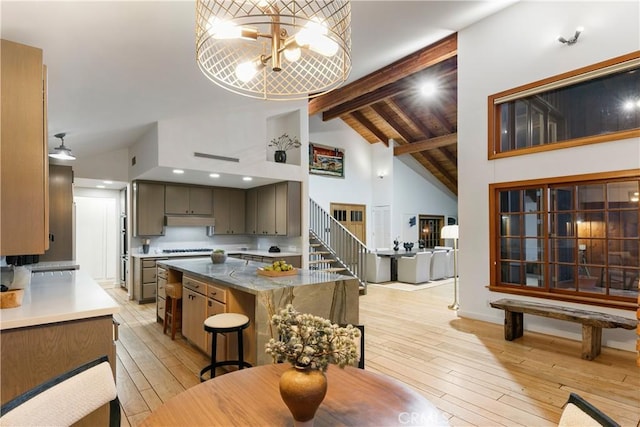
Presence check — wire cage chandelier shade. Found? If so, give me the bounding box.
[195,0,352,100]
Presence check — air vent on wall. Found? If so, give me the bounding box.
[194,152,239,163]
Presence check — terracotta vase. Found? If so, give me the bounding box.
[279,366,327,426]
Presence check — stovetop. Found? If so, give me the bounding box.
[162,248,212,253]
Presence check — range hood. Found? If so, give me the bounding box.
[164,215,215,227]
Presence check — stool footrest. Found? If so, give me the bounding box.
[199,362,252,382]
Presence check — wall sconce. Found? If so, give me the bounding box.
[558,26,584,45]
[630,191,639,202]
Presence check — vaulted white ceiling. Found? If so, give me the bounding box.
[1,1,516,169]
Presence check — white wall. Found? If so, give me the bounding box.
[310,119,458,248]
[72,147,130,183]
[458,1,640,351]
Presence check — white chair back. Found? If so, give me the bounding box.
[366,252,391,283]
[397,251,431,284]
[0,356,120,427]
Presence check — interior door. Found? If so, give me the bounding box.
[330,203,366,243]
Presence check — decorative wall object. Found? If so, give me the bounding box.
[309,143,344,178]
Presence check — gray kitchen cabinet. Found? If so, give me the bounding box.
[256,185,276,235]
[132,257,167,303]
[165,185,212,215]
[253,181,301,236]
[213,188,245,234]
[275,181,301,236]
[134,181,165,236]
[245,188,258,235]
[39,165,73,262]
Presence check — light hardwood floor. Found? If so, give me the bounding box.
[105,282,639,426]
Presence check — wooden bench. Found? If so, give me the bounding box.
[490,299,637,360]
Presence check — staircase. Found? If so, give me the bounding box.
[309,199,368,294]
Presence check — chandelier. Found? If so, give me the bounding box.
[195,0,351,101]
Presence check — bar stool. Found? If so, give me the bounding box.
[163,283,182,340]
[199,313,251,382]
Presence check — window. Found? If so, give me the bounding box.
[489,52,640,159]
[489,172,639,309]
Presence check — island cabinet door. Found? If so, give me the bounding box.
[206,298,226,360]
[182,288,207,352]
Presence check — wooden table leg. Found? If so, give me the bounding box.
[582,325,602,360]
[504,310,523,341]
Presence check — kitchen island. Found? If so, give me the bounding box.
[157,257,359,366]
[0,269,120,426]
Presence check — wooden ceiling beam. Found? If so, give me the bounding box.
[439,146,458,168]
[391,97,433,138]
[350,110,389,146]
[394,133,457,155]
[370,103,413,142]
[322,61,457,122]
[309,33,458,116]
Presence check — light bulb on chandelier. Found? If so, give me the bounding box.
[196,0,351,100]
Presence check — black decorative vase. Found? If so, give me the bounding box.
[275,150,287,163]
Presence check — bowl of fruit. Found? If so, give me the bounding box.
[257,260,297,277]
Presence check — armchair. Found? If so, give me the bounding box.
[430,250,448,280]
[366,252,391,283]
[397,251,431,284]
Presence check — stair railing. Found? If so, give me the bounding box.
[309,198,367,293]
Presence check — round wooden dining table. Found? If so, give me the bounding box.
[140,364,449,426]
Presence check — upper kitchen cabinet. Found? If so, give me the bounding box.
[252,181,301,236]
[165,185,212,215]
[245,188,258,235]
[1,39,49,256]
[275,181,301,236]
[39,165,73,262]
[213,188,245,234]
[133,181,165,236]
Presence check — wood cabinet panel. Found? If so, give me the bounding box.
[0,316,116,425]
[252,181,301,236]
[134,181,165,236]
[165,185,212,215]
[213,188,245,234]
[182,284,208,352]
[245,188,258,235]
[1,39,48,255]
[39,164,73,261]
[256,185,276,235]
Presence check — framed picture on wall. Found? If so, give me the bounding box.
[309,143,344,178]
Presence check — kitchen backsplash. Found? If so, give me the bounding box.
[131,227,301,254]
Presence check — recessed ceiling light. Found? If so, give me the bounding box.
[173,169,184,174]
[209,173,220,178]
[243,177,252,181]
[96,185,106,189]
[103,180,113,184]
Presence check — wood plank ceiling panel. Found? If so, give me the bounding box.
[310,34,459,195]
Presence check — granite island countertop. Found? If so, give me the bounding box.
[131,249,302,259]
[157,257,352,295]
[0,269,120,330]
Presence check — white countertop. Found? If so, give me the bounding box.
[0,269,120,330]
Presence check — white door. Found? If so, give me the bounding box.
[75,196,117,283]
[372,205,391,250]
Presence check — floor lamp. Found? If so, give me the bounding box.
[441,225,459,310]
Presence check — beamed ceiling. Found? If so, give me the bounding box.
[309,33,459,195]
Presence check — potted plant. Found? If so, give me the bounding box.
[269,133,301,163]
[210,249,227,264]
[265,305,360,425]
